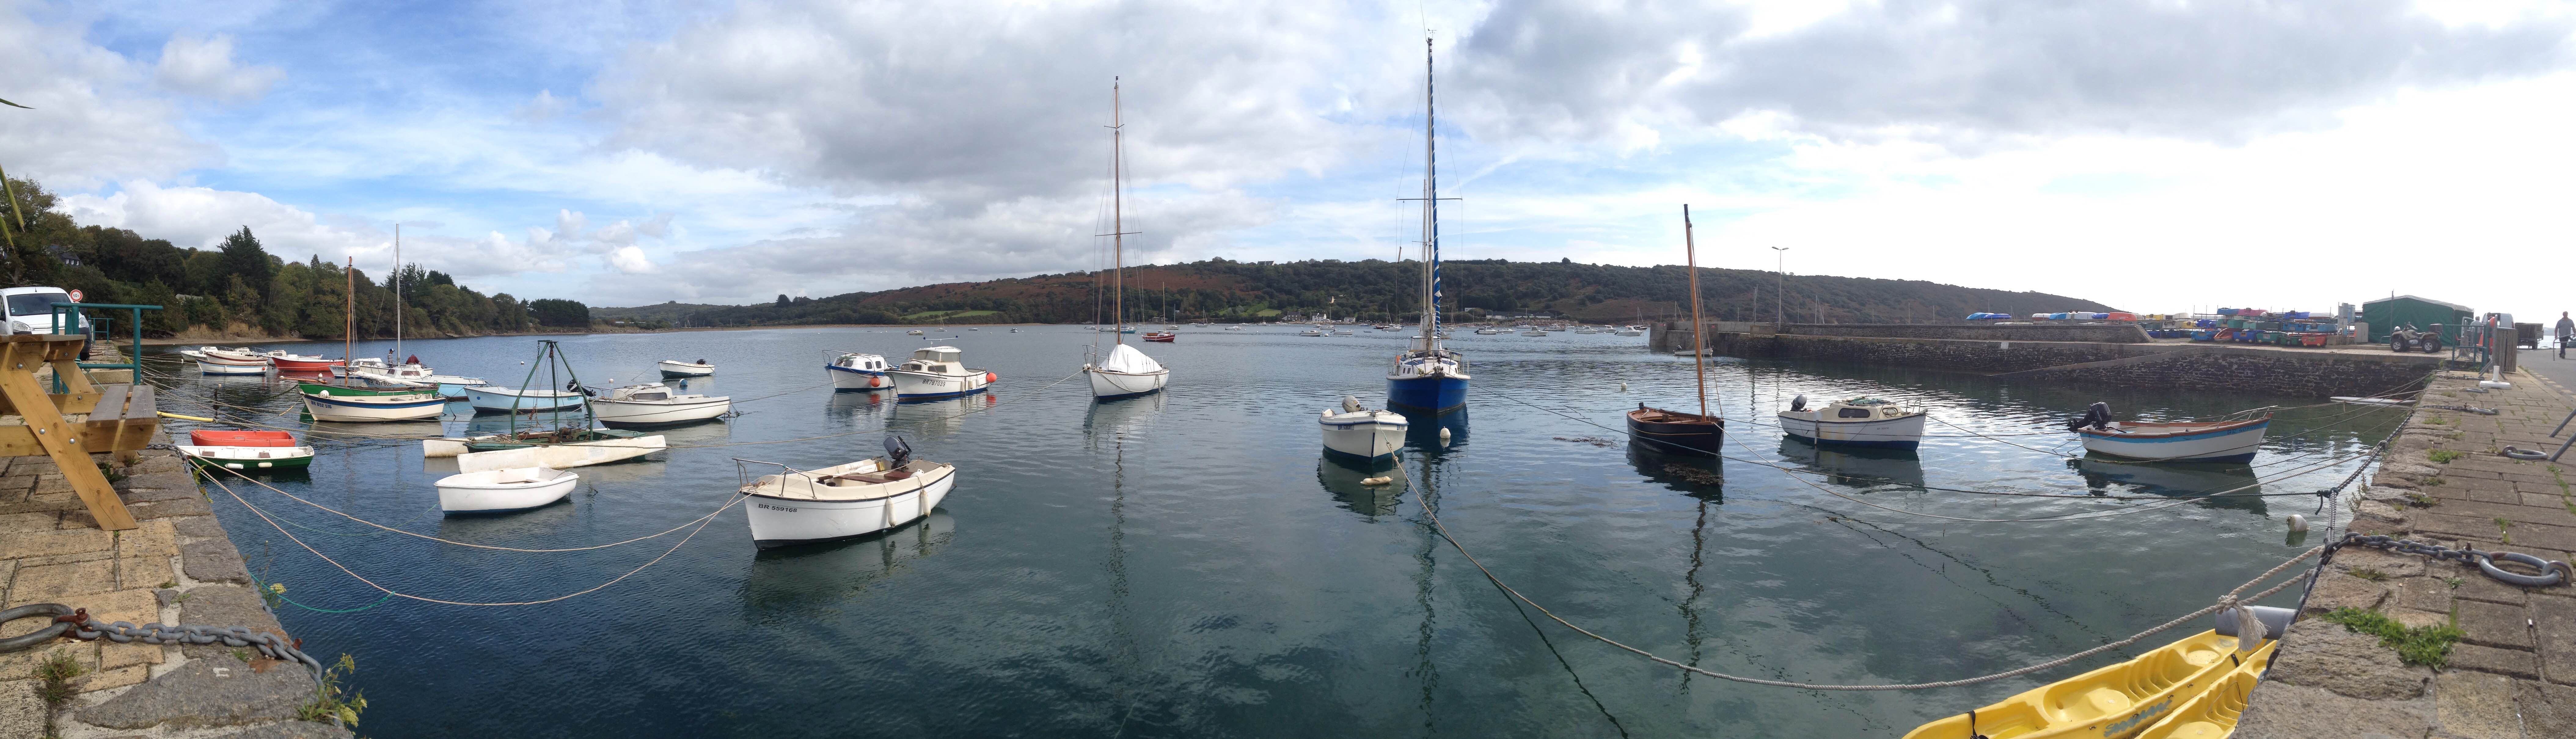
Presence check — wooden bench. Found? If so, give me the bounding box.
[0,334,160,530]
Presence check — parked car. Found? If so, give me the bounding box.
[2,286,93,341]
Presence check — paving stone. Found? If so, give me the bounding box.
[63,497,212,526]
[2454,599,2534,650]
[2517,679,2576,739]
[85,588,160,626]
[119,556,175,592]
[79,665,148,692]
[172,515,224,540]
[0,679,44,739]
[2432,670,2521,739]
[2449,567,2540,605]
[2265,620,2432,700]
[2537,593,2576,686]
[2,559,115,606]
[2335,547,2428,579]
[2446,642,2539,680]
[0,512,54,533]
[2302,570,2394,614]
[2393,576,2455,613]
[177,585,285,637]
[0,529,115,560]
[74,658,309,730]
[180,540,250,584]
[2232,681,2436,738]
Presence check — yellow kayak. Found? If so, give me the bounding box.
[1901,630,2255,739]
[2135,641,2275,739]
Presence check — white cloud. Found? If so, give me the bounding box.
[154,34,284,103]
[53,180,581,281]
[0,12,211,189]
[607,245,657,274]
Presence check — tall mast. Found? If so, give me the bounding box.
[393,224,402,361]
[1684,206,1708,418]
[343,256,354,367]
[1416,36,1440,352]
[1112,78,1124,346]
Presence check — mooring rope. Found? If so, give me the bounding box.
[203,462,742,552]
[1385,456,2322,690]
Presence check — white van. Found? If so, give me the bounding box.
[2,286,93,337]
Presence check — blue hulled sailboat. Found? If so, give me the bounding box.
[1386,37,1468,414]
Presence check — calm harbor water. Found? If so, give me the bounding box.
[142,327,2402,737]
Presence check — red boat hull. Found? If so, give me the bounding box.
[1143,333,1175,342]
[270,357,343,373]
[189,430,298,447]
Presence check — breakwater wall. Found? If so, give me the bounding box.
[1659,329,2442,398]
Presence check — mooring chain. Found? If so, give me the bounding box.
[2336,532,2571,588]
[0,604,322,673]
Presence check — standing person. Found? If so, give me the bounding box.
[2557,311,2573,359]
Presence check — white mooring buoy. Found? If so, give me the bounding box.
[2286,514,2309,533]
[1439,427,1452,446]
[1619,381,1627,392]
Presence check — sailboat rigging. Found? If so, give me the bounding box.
[1385,37,1469,414]
[1626,205,1722,453]
[1083,77,1171,399]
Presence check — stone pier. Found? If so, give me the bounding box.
[1,449,349,739]
[2234,367,2576,737]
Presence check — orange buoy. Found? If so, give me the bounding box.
[869,376,882,388]
[985,372,997,383]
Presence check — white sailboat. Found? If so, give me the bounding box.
[1080,77,1170,401]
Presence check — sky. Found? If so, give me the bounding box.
[4,0,2574,320]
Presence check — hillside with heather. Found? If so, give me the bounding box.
[610,258,2115,326]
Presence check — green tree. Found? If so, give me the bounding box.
[529,298,588,327]
[215,227,273,296]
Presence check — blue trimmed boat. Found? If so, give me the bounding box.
[2074,407,2270,463]
[1385,37,1469,414]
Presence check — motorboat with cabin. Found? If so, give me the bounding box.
[1777,396,1927,450]
[1319,396,1409,460]
[657,359,715,377]
[826,352,892,391]
[737,437,956,548]
[2069,402,2270,463]
[889,346,993,400]
[588,382,731,427]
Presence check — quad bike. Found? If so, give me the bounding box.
[2390,324,2444,353]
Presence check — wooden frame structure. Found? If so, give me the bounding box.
[0,334,157,530]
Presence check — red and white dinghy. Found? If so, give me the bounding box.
[2072,404,2271,463]
[262,351,344,373]
[189,430,297,447]
[177,430,315,471]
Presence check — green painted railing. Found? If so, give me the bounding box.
[50,302,162,392]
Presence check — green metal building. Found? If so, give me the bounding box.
[2360,295,2472,343]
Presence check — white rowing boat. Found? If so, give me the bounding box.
[436,467,579,514]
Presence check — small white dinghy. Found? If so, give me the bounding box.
[2070,402,2271,463]
[1777,396,1928,450]
[739,437,956,549]
[196,347,270,375]
[658,359,715,377]
[463,385,587,413]
[589,382,730,427]
[435,466,579,514]
[1319,396,1408,461]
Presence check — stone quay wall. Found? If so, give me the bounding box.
[1657,330,2442,399]
[2,449,350,739]
[2232,367,2576,737]
[1654,321,2149,350]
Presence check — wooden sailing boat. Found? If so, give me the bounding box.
[1082,78,1172,398]
[298,256,446,422]
[1627,206,1722,453]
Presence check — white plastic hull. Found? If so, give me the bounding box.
[456,436,668,472]
[302,392,445,422]
[463,386,587,413]
[2080,420,2269,463]
[590,398,730,426]
[1086,368,1167,399]
[658,361,715,377]
[175,445,315,470]
[436,471,580,514]
[890,369,990,399]
[198,359,268,375]
[746,473,955,548]
[1776,412,1928,449]
[1319,413,1407,460]
[827,365,888,391]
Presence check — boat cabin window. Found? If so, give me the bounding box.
[633,391,669,400]
[913,347,962,363]
[1837,407,1873,418]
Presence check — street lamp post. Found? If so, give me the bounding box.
[1769,246,1790,326]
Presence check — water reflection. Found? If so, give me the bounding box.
[822,391,886,425]
[1316,453,1406,517]
[1626,442,1723,501]
[2074,458,2269,516]
[1081,391,1162,441]
[1399,407,1468,455]
[1778,436,1924,492]
[742,511,956,616]
[890,393,1001,439]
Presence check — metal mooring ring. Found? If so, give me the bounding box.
[2479,551,2571,588]
[0,603,76,653]
[2502,446,2550,461]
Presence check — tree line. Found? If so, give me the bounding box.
[2,177,589,338]
[629,257,2112,327]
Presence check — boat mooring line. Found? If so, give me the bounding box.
[203,462,745,553]
[661,367,1087,450]
[1387,456,2326,690]
[205,473,727,607]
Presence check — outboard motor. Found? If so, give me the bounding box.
[2068,402,2112,431]
[883,436,913,469]
[1341,395,1364,414]
[1789,395,1808,413]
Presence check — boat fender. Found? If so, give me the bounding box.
[2286,514,2307,532]
[1341,395,1363,414]
[1438,428,1452,446]
[1360,476,1392,486]
[1789,395,1806,413]
[2211,605,2292,642]
[870,376,882,388]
